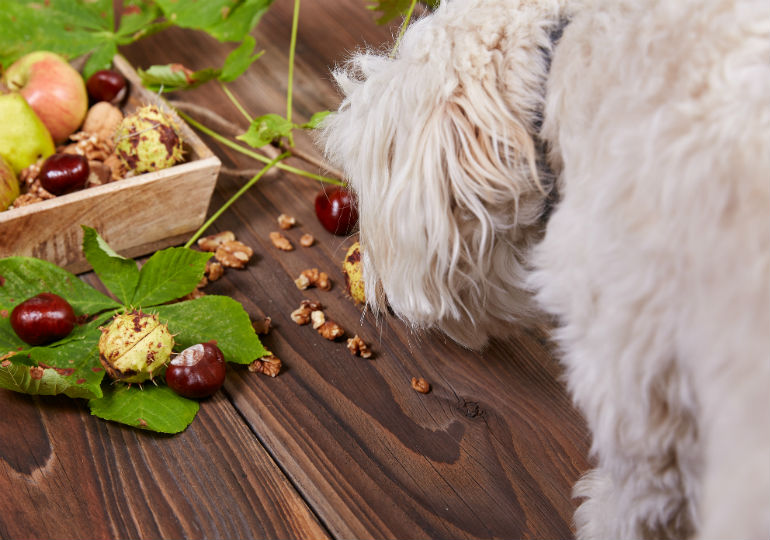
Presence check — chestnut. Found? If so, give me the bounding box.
[314,186,358,236]
[165,342,226,399]
[38,153,90,195]
[10,292,76,346]
[86,69,127,104]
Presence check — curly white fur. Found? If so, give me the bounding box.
[319,0,770,538]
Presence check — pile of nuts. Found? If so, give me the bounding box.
[290,298,372,358]
[192,230,283,377]
[11,102,125,208]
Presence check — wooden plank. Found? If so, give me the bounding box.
[117,1,592,538]
[0,387,330,540]
[186,166,590,539]
[0,1,592,539]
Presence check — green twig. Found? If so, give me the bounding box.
[184,152,290,248]
[176,109,344,186]
[390,0,418,59]
[286,0,301,147]
[220,82,253,124]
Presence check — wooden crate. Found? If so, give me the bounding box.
[0,55,221,274]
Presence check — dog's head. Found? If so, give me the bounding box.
[320,0,564,348]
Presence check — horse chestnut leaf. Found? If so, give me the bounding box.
[165,342,226,399]
[10,292,76,346]
[39,153,89,195]
[86,69,127,104]
[314,186,358,236]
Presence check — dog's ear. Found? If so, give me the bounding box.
[320,3,559,347]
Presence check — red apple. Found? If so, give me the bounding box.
[3,51,88,144]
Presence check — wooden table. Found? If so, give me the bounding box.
[0,2,591,538]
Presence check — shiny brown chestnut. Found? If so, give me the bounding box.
[10,292,76,346]
[86,69,127,104]
[165,342,226,399]
[314,186,358,236]
[38,153,90,195]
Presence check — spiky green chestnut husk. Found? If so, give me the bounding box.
[99,310,174,383]
[114,104,184,174]
[342,241,365,304]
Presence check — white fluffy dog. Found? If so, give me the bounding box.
[320,0,769,538]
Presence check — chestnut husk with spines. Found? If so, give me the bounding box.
[98,310,174,383]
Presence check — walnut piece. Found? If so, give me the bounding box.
[294,272,311,291]
[277,213,296,230]
[87,160,112,186]
[205,260,224,282]
[299,233,315,247]
[252,317,272,335]
[411,377,431,394]
[18,161,41,186]
[249,354,282,377]
[317,320,345,341]
[103,153,127,181]
[294,268,332,291]
[310,310,326,330]
[347,335,372,358]
[290,300,322,325]
[198,231,236,252]
[269,231,294,251]
[215,240,254,269]
[65,131,113,161]
[186,288,207,300]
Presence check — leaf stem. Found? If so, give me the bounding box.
[220,82,253,124]
[390,0,418,59]
[184,152,290,248]
[286,0,301,147]
[175,109,344,185]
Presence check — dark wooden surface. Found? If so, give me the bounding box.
[0,2,591,539]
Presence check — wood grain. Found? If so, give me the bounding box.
[0,1,591,539]
[0,389,328,539]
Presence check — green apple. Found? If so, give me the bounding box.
[0,92,56,175]
[0,153,20,211]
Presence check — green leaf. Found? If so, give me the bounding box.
[153,295,268,364]
[81,43,119,81]
[219,35,264,82]
[0,316,110,399]
[154,0,274,43]
[138,64,222,93]
[89,384,199,433]
[366,0,439,24]
[0,257,121,317]
[0,359,102,400]
[0,0,127,68]
[130,247,211,307]
[116,0,164,37]
[82,226,139,305]
[237,113,295,148]
[300,110,331,130]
